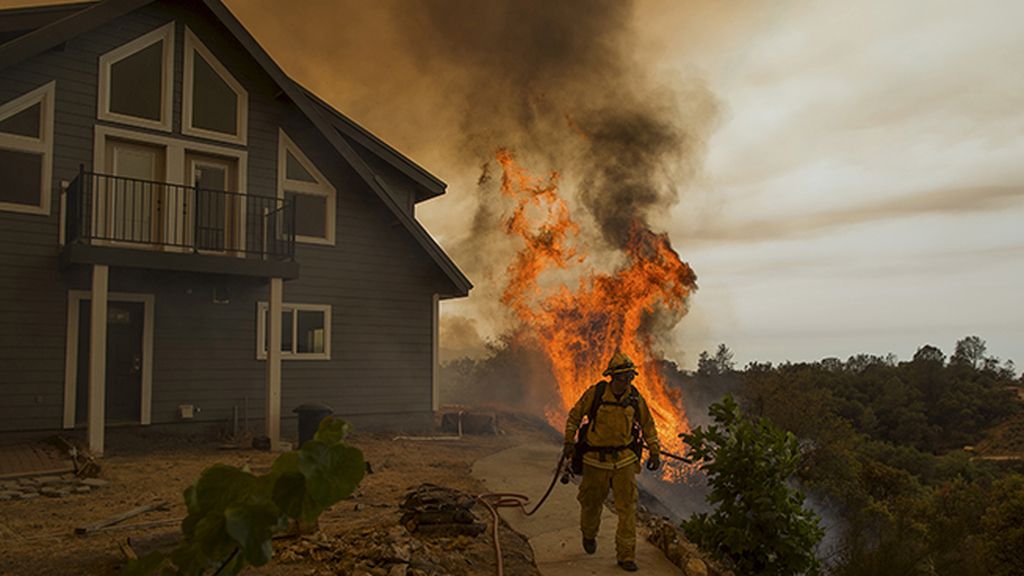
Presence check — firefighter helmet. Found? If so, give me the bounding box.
[602,350,638,376]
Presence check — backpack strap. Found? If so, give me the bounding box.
[589,382,644,432]
[586,380,608,432]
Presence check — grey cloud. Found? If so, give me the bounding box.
[690,185,1024,244]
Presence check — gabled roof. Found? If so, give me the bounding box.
[297,83,446,203]
[0,1,97,44]
[0,0,471,298]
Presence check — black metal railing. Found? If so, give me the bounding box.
[65,166,295,261]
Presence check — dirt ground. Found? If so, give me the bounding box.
[0,413,558,576]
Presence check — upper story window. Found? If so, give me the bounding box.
[183,28,248,145]
[98,22,174,132]
[279,130,336,245]
[0,81,54,215]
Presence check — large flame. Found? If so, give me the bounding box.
[495,149,696,473]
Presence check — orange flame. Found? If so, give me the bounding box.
[495,149,697,474]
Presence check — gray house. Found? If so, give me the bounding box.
[0,0,471,454]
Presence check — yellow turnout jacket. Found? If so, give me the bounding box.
[564,382,660,470]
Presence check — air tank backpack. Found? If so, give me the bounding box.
[571,381,642,475]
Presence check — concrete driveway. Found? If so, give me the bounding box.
[473,443,682,575]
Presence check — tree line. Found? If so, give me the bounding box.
[674,336,1024,575]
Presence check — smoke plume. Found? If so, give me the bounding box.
[230,0,719,410]
[375,0,715,246]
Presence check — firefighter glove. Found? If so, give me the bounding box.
[562,442,575,460]
[646,452,661,471]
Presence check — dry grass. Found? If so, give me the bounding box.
[0,414,554,576]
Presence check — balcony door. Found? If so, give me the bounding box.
[104,139,165,245]
[186,153,240,253]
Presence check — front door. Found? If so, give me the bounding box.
[75,301,145,425]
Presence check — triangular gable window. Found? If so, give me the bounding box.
[285,150,316,182]
[98,23,174,131]
[0,102,41,138]
[184,28,248,145]
[0,81,54,215]
[279,130,335,245]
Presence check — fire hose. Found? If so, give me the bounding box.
[475,446,691,576]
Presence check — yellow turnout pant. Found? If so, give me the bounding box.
[577,461,639,562]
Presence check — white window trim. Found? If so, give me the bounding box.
[87,125,248,250]
[256,301,332,361]
[182,27,248,146]
[278,129,336,245]
[97,22,174,132]
[63,290,155,428]
[0,81,54,215]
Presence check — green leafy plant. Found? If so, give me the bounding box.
[126,417,365,576]
[682,395,823,576]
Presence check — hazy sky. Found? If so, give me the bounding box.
[7,0,1022,369]
[635,1,1024,368]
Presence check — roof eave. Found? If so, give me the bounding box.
[296,85,447,202]
[0,0,151,71]
[202,0,471,297]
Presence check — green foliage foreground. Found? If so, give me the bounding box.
[126,418,365,576]
[682,395,824,576]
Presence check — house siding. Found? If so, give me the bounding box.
[0,0,456,436]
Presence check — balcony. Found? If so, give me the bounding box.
[61,167,299,279]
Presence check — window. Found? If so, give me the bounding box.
[256,302,331,360]
[0,81,54,215]
[278,130,336,245]
[98,22,174,131]
[183,28,248,145]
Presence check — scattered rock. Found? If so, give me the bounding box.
[685,557,709,576]
[646,516,732,576]
[79,478,110,488]
[36,476,64,485]
[74,486,92,494]
[39,487,63,498]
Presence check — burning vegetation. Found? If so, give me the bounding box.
[376,0,723,477]
[493,149,698,470]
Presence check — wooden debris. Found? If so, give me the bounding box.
[74,502,168,535]
[399,484,486,537]
[118,538,138,561]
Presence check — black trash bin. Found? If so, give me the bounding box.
[293,403,333,448]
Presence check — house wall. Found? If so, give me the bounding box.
[0,0,454,435]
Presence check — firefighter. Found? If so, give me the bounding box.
[563,350,661,572]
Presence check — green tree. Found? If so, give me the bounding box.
[951,336,986,369]
[912,345,945,366]
[697,350,717,377]
[981,476,1024,576]
[682,395,823,575]
[714,343,736,374]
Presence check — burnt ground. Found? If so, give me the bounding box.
[0,413,556,576]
